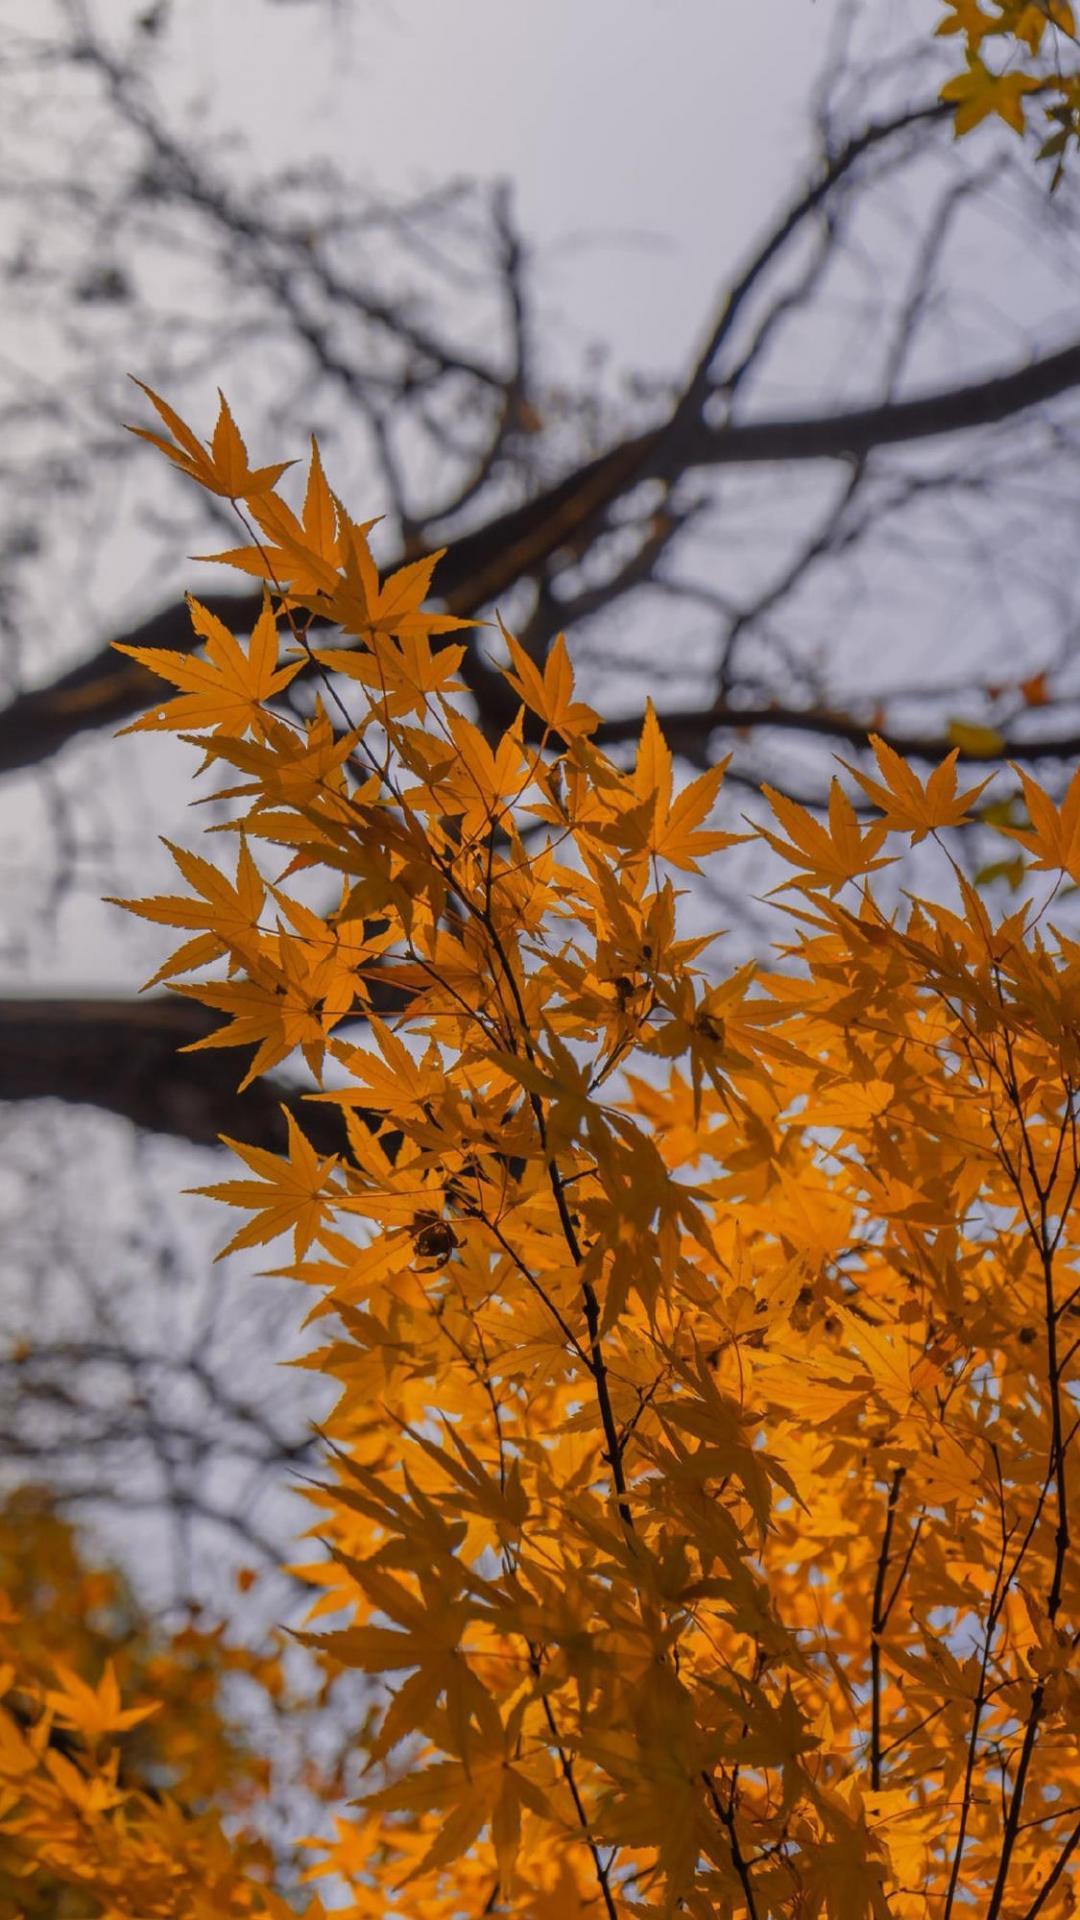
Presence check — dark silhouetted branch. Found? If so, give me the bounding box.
[0,994,344,1154]
[4,330,1080,777]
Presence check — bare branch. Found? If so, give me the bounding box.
[4,329,1080,776]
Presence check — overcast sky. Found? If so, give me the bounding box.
[166,0,845,376]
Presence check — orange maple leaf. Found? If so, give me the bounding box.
[500,625,599,740]
[114,592,302,738]
[756,778,893,894]
[127,381,294,497]
[839,735,991,843]
[998,763,1080,881]
[194,1108,340,1259]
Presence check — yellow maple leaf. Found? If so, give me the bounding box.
[617,700,744,871]
[360,1690,554,1892]
[500,624,599,740]
[936,0,996,43]
[946,715,1006,756]
[1005,0,1076,51]
[291,510,475,649]
[110,837,266,986]
[199,436,357,597]
[314,628,467,720]
[941,54,1041,135]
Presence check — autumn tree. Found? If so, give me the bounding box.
[33,377,1080,1916]
[9,8,1080,1906]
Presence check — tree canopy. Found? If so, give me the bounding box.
[15,374,1078,1915]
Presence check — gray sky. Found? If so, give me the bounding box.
[163,0,840,376]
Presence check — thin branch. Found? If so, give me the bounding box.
[869,1468,903,1791]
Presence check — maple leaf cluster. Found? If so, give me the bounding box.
[14,379,1080,1916]
[938,1,1080,180]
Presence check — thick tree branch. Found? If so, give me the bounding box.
[0,995,344,1155]
[3,335,1080,777]
[592,701,1080,765]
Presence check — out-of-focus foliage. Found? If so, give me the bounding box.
[0,1487,312,1917]
[940,0,1080,180]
